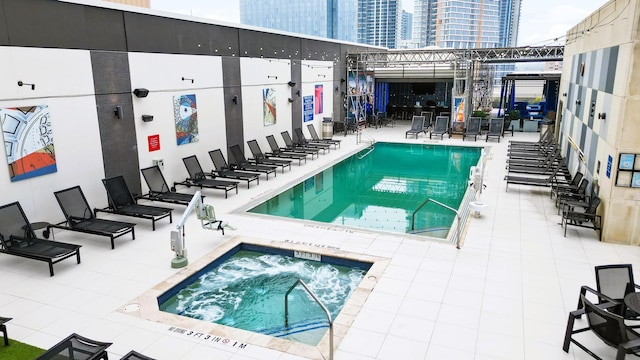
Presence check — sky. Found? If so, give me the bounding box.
[150,0,609,47]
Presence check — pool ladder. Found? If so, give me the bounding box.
[410,198,463,249]
[285,279,333,360]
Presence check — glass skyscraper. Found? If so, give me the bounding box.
[357,0,402,48]
[240,0,357,43]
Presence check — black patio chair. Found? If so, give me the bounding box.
[293,127,332,152]
[0,201,81,276]
[47,185,136,249]
[246,139,292,172]
[430,116,449,139]
[420,111,434,131]
[306,123,341,148]
[485,118,504,142]
[405,115,426,138]
[228,144,277,180]
[140,165,204,205]
[561,195,602,240]
[120,350,156,360]
[575,264,640,320]
[563,294,640,360]
[208,149,260,188]
[35,333,112,360]
[174,155,239,198]
[555,179,589,211]
[551,171,584,199]
[502,117,514,136]
[98,176,173,230]
[281,131,322,156]
[462,116,481,141]
[1,317,12,346]
[265,135,309,163]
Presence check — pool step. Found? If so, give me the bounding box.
[262,319,328,338]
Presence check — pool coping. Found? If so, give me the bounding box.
[118,235,389,360]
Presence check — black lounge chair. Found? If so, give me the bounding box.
[228,144,277,180]
[462,117,482,141]
[175,155,238,198]
[265,135,309,163]
[430,116,449,139]
[246,139,292,172]
[0,201,81,276]
[0,317,10,345]
[405,115,426,138]
[504,166,562,192]
[208,149,260,188]
[561,195,602,240]
[293,127,332,152]
[555,179,589,211]
[35,333,111,360]
[307,123,341,148]
[120,350,156,360]
[485,118,504,142]
[551,171,584,199]
[140,165,204,206]
[98,176,173,230]
[47,186,136,249]
[420,111,434,131]
[281,131,322,157]
[502,117,514,136]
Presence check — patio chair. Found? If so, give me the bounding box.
[140,165,204,205]
[462,116,482,141]
[120,350,156,360]
[307,123,341,148]
[246,139,292,172]
[575,264,640,320]
[420,111,434,131]
[0,201,81,276]
[208,149,260,188]
[174,155,239,198]
[551,171,584,199]
[35,333,111,360]
[98,176,173,230]
[1,317,11,346]
[405,115,426,138]
[485,118,504,142]
[293,127,332,152]
[555,179,589,210]
[502,117,514,136]
[265,135,309,163]
[561,195,602,240]
[281,131,322,156]
[563,294,640,360]
[228,144,277,180]
[344,115,358,135]
[430,116,449,139]
[504,166,564,192]
[47,185,136,249]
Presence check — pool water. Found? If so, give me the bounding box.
[158,246,369,345]
[248,142,481,236]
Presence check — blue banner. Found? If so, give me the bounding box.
[303,95,314,122]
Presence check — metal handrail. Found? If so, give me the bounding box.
[410,198,463,249]
[285,279,333,360]
[356,128,375,145]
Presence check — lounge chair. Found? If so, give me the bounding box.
[462,116,482,141]
[405,115,426,138]
[228,144,277,180]
[0,317,10,345]
[208,149,260,188]
[420,111,434,131]
[0,201,81,276]
[98,176,173,230]
[555,179,589,211]
[265,135,309,163]
[35,333,111,360]
[502,117,514,137]
[485,118,504,142]
[174,155,239,198]
[281,131,322,156]
[551,171,584,199]
[306,123,341,148]
[293,127,333,152]
[246,139,292,172]
[430,116,450,139]
[46,185,136,249]
[140,165,204,206]
[561,195,602,240]
[504,166,564,192]
[120,350,156,360]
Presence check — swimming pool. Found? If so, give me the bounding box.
[248,142,481,237]
[157,242,370,346]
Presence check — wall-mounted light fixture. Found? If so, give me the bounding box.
[181,77,194,83]
[114,106,123,119]
[141,115,154,122]
[133,88,149,98]
[288,98,294,103]
[288,81,296,87]
[562,92,567,97]
[575,100,581,105]
[340,78,346,83]
[232,95,238,104]
[267,75,278,79]
[17,80,35,90]
[598,112,606,120]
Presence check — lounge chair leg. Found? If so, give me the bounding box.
[49,261,54,277]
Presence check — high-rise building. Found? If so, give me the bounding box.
[240,0,357,43]
[357,0,401,48]
[401,10,413,41]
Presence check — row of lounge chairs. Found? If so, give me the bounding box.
[503,130,602,239]
[405,115,510,142]
[32,332,154,359]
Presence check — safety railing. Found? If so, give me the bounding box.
[410,198,463,249]
[285,279,333,360]
[356,128,375,146]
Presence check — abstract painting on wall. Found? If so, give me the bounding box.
[173,94,199,145]
[0,105,57,182]
[263,88,276,126]
[314,85,324,114]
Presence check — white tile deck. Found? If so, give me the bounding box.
[2,120,638,359]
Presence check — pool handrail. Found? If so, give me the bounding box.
[411,198,463,249]
[284,278,334,360]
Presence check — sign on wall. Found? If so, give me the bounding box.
[173,94,199,145]
[0,105,57,182]
[148,134,160,152]
[303,95,314,122]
